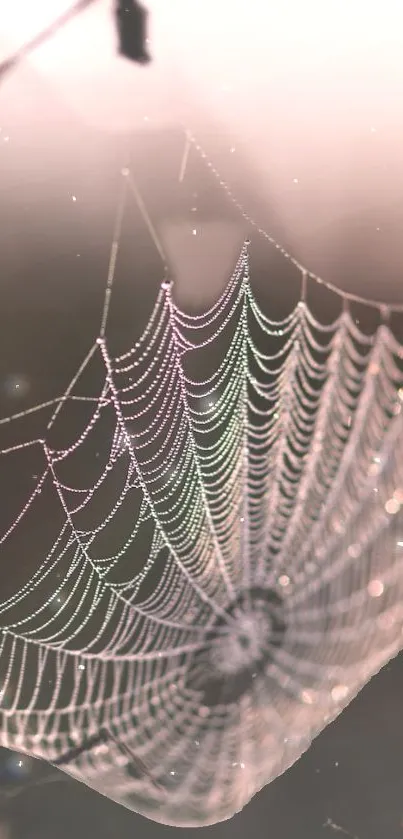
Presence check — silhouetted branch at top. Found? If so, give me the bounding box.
[116,1,151,64]
[0,0,151,83]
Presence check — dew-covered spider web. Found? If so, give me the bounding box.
[1,142,403,828]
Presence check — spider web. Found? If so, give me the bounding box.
[1,153,403,829]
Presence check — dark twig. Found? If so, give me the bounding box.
[0,0,151,83]
[0,0,98,82]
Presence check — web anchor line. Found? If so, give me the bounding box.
[100,165,168,339]
[184,128,403,314]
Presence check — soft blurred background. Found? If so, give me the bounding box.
[0,1,403,836]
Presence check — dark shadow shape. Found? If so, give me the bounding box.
[115,1,151,64]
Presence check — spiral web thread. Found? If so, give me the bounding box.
[0,159,403,828]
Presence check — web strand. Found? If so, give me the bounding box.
[0,147,402,828]
[184,129,403,314]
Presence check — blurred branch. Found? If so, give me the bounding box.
[0,0,97,81]
[0,0,151,83]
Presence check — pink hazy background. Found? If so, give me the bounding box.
[1,0,403,310]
